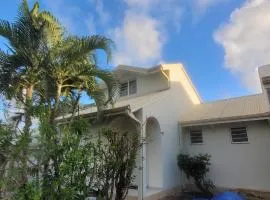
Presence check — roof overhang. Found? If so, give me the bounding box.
[179,112,270,127]
[57,105,142,125]
[57,105,130,122]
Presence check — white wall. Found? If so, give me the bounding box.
[137,72,169,95]
[117,71,169,101]
[182,120,270,191]
[141,64,201,190]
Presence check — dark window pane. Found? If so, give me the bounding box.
[120,82,128,97]
[231,127,248,143]
[190,129,203,144]
[129,80,137,95]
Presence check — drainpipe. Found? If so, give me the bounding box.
[178,122,185,190]
[160,67,170,89]
[127,112,144,200]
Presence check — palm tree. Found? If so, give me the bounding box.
[0,0,62,194]
[40,35,116,124]
[0,0,62,131]
[0,1,117,198]
[37,34,116,199]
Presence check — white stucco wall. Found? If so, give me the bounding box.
[117,71,169,102]
[140,64,201,190]
[182,120,270,191]
[137,72,169,95]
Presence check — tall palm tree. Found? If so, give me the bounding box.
[0,1,117,198]
[0,0,62,194]
[0,0,62,131]
[40,35,116,124]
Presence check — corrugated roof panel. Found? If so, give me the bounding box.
[180,94,270,125]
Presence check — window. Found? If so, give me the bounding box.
[120,80,137,97]
[129,80,137,95]
[120,82,128,97]
[190,129,203,144]
[267,89,270,104]
[230,127,248,143]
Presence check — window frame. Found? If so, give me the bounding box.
[230,126,249,144]
[120,82,128,97]
[189,128,203,145]
[119,79,137,97]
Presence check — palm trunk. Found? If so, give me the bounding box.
[69,92,81,124]
[52,83,62,197]
[42,83,62,199]
[50,83,62,125]
[22,85,33,198]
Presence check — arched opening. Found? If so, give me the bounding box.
[146,117,162,188]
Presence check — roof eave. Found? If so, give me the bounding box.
[179,112,270,127]
[57,105,131,123]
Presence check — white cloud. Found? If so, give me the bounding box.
[84,15,96,35]
[194,0,228,13]
[89,0,110,26]
[112,11,164,66]
[191,0,231,21]
[111,0,183,66]
[214,0,270,92]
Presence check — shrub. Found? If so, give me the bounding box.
[95,129,141,200]
[177,153,215,195]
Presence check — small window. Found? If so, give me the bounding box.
[190,129,203,144]
[120,82,128,97]
[231,127,248,143]
[267,89,270,104]
[120,80,137,97]
[129,80,137,95]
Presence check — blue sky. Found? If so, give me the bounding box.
[1,0,270,102]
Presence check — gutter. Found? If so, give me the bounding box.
[57,105,131,123]
[180,112,270,127]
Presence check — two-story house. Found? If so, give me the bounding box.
[70,63,270,200]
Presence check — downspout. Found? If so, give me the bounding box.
[148,65,170,89]
[160,66,170,89]
[178,122,185,191]
[126,111,144,200]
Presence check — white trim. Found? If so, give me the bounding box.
[180,116,270,127]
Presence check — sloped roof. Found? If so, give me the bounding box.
[115,65,161,74]
[58,90,168,120]
[180,94,270,126]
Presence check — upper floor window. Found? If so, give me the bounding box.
[120,80,137,97]
[190,129,203,144]
[230,127,248,143]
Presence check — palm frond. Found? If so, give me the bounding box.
[0,20,14,42]
[38,11,63,45]
[89,68,118,105]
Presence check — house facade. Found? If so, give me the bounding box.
[76,63,270,199]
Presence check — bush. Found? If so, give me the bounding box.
[95,129,141,200]
[177,153,215,195]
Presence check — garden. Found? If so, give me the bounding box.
[0,1,140,199]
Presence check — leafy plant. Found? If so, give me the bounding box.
[177,153,215,195]
[94,129,141,200]
[0,1,143,200]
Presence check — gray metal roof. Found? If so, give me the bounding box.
[57,90,168,121]
[180,94,270,126]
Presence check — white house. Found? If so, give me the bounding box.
[74,63,270,199]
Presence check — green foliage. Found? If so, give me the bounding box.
[94,129,140,200]
[0,1,142,200]
[13,182,41,200]
[177,153,215,195]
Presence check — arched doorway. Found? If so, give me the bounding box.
[146,117,162,188]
